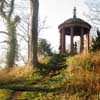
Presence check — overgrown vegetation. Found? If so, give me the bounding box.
[0,0,20,67]
[0,0,99,100]
[6,17,19,67]
[0,52,99,100]
[38,38,53,56]
[91,29,100,51]
[0,89,13,100]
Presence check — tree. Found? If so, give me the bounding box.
[38,39,53,56]
[91,29,100,51]
[0,0,20,67]
[28,0,39,67]
[85,0,100,26]
[17,15,49,65]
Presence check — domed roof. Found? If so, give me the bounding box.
[58,7,91,30]
[58,17,91,30]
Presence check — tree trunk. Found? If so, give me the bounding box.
[6,19,18,67]
[28,0,39,67]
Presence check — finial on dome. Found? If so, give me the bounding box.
[73,7,76,18]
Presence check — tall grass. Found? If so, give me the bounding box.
[0,52,99,100]
[0,66,34,83]
[67,51,100,70]
[66,51,100,95]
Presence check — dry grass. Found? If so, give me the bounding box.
[0,66,34,83]
[67,51,100,71]
[0,52,99,99]
[66,51,100,94]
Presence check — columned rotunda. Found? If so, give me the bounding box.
[58,7,91,55]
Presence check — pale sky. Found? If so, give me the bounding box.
[39,0,90,52]
[0,0,92,66]
[0,0,90,53]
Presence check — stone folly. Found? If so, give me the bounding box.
[58,7,91,55]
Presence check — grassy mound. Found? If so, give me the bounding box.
[0,66,34,84]
[0,52,99,100]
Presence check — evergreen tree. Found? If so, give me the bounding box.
[91,29,100,51]
[38,39,53,56]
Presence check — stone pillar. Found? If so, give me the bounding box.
[80,28,84,53]
[86,32,90,53]
[59,31,62,54]
[70,27,74,53]
[59,29,65,55]
[62,29,66,54]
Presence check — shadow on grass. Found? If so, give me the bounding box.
[38,54,67,73]
[0,54,68,94]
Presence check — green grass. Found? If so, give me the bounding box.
[0,89,13,100]
[0,53,100,100]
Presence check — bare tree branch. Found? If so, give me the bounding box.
[8,0,14,18]
[38,17,50,33]
[85,0,100,26]
[0,40,9,44]
[18,52,27,64]
[0,0,6,17]
[0,31,8,35]
[17,33,28,42]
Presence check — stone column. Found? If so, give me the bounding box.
[59,29,65,55]
[86,32,90,53]
[70,27,74,54]
[62,29,66,54]
[59,31,62,54]
[80,28,84,53]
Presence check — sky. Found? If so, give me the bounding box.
[0,0,90,53]
[0,0,92,66]
[39,0,90,52]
